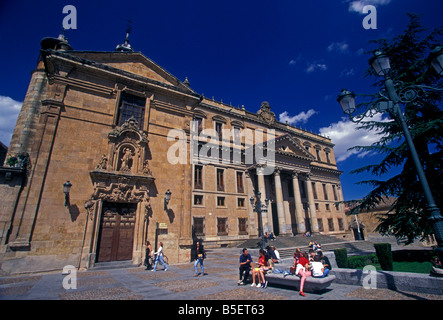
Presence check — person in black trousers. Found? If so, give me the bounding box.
[143,241,153,270]
[238,248,253,285]
[191,239,206,276]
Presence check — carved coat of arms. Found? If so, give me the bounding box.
[257,101,276,125]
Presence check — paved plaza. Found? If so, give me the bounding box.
[0,246,441,301]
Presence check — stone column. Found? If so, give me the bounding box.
[274,169,287,235]
[256,166,272,234]
[337,184,349,230]
[292,172,306,234]
[305,174,319,233]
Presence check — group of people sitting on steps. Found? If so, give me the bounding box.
[238,246,331,297]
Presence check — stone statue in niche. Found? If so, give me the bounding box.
[120,147,134,172]
[142,159,152,176]
[96,154,108,170]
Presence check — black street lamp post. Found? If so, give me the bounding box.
[337,48,443,263]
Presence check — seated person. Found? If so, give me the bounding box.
[265,246,279,269]
[317,250,331,272]
[269,232,276,241]
[308,249,316,261]
[295,251,311,297]
[251,249,269,288]
[238,248,253,285]
[311,254,330,278]
[272,246,280,261]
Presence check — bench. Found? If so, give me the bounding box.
[248,271,336,292]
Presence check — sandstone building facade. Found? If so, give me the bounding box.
[0,34,348,274]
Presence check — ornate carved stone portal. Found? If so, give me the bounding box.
[89,116,154,213]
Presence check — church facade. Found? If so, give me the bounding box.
[0,34,348,274]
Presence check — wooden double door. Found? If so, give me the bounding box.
[96,202,137,262]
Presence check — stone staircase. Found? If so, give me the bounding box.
[237,234,377,259]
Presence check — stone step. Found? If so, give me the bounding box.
[277,241,374,259]
[92,260,137,270]
[237,233,349,250]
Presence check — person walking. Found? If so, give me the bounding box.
[191,239,206,276]
[152,242,168,272]
[143,240,153,270]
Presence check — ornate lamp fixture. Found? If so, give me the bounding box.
[164,189,172,210]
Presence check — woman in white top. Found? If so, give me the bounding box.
[152,242,168,271]
[311,254,329,278]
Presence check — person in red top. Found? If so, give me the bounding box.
[295,252,311,297]
[251,249,268,288]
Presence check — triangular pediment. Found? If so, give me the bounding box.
[63,51,196,95]
[268,134,315,161]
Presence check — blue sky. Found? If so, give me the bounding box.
[0,0,441,200]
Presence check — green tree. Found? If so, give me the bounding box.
[349,14,442,245]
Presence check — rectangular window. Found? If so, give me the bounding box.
[118,93,146,129]
[332,185,338,201]
[317,218,324,232]
[322,184,329,200]
[328,218,334,231]
[217,217,228,235]
[312,182,318,199]
[233,127,241,144]
[194,165,203,189]
[338,218,344,231]
[237,198,245,208]
[195,117,203,134]
[236,171,244,193]
[193,195,203,205]
[326,203,330,211]
[215,122,223,140]
[238,218,248,235]
[326,152,331,163]
[316,149,321,162]
[193,217,205,236]
[217,169,224,191]
[217,196,225,207]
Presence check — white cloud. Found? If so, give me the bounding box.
[0,95,22,146]
[289,54,302,66]
[348,0,392,13]
[279,109,317,126]
[327,41,349,53]
[305,62,328,74]
[340,68,355,77]
[318,113,388,162]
